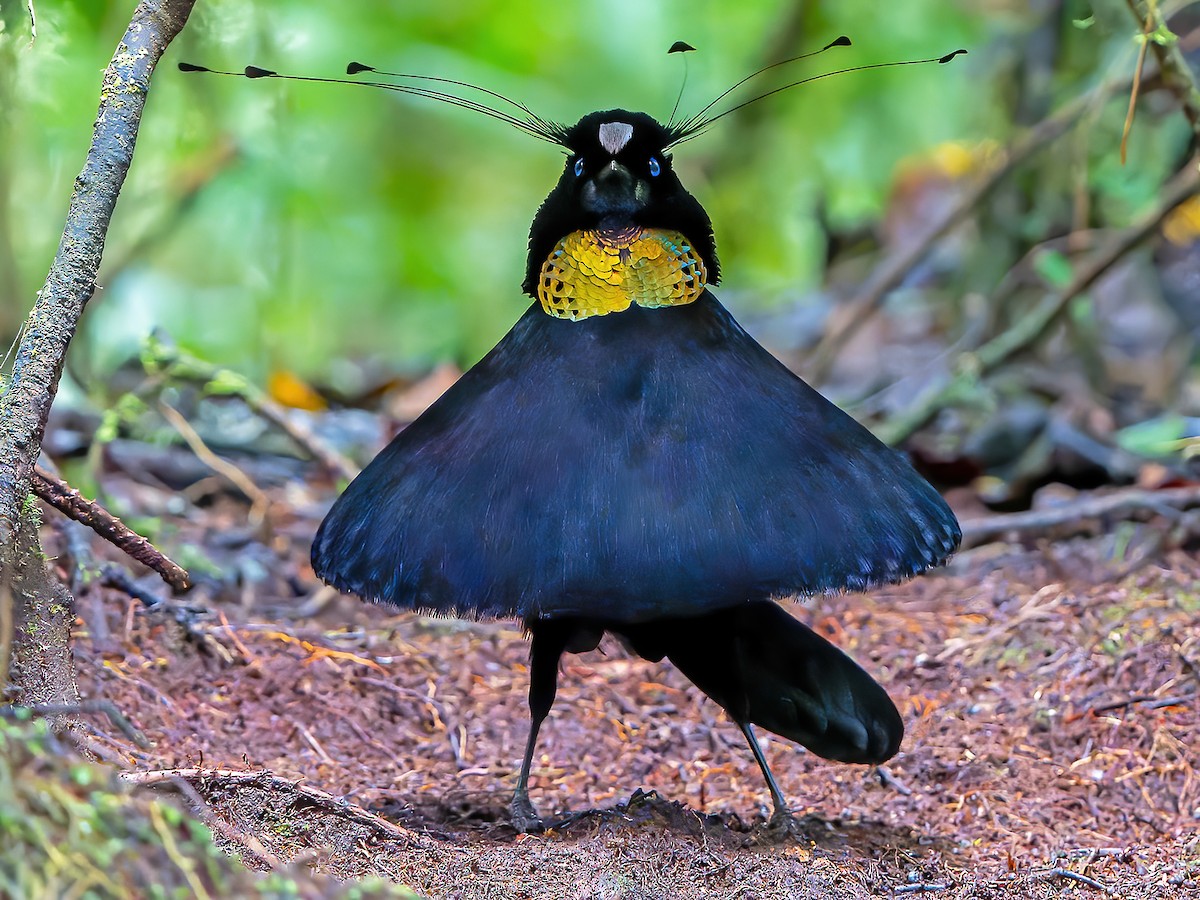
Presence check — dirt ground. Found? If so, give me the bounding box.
[56,481,1200,899]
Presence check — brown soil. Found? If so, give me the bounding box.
[61,492,1200,900]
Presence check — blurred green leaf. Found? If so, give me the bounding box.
[1033,249,1074,289]
[1115,415,1190,457]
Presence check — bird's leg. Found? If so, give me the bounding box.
[511,621,569,833]
[739,722,800,836]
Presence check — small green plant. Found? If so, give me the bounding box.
[0,717,419,899]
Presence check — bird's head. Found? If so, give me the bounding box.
[179,41,965,316]
[522,110,719,298]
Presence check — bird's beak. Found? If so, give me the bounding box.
[583,161,646,215]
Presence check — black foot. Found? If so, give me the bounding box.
[763,806,805,841]
[510,791,545,833]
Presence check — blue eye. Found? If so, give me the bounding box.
[574,158,584,177]
[648,157,661,177]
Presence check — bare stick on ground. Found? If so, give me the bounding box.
[158,402,272,526]
[960,483,1200,548]
[121,767,419,842]
[143,335,361,483]
[1034,867,1115,894]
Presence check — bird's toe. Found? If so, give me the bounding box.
[510,791,546,833]
[763,806,805,842]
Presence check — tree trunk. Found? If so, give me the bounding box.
[0,0,199,702]
[4,508,80,714]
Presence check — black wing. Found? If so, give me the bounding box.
[312,293,960,621]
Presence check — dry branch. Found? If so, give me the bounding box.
[120,767,418,841]
[959,483,1200,548]
[32,466,191,591]
[1034,867,1115,894]
[159,401,271,525]
[143,336,360,483]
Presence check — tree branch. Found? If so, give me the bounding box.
[960,483,1200,549]
[1126,0,1200,141]
[31,466,191,592]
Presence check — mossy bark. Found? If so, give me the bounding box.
[4,508,80,715]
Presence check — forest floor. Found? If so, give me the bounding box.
[50,466,1200,900]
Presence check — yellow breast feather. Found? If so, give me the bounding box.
[537,227,707,321]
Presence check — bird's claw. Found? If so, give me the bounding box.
[510,791,545,833]
[764,807,805,841]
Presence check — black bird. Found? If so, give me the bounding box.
[311,105,961,832]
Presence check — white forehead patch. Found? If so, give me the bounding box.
[598,122,634,155]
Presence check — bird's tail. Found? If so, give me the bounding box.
[618,602,903,764]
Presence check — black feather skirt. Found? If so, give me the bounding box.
[311,292,960,623]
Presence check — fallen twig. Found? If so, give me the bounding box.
[98,564,215,648]
[144,334,360,483]
[875,764,913,796]
[99,565,168,610]
[359,675,464,767]
[164,773,285,869]
[120,767,416,841]
[959,483,1200,548]
[1034,867,1115,894]
[1067,692,1196,722]
[251,629,387,673]
[1075,847,1137,863]
[31,465,192,592]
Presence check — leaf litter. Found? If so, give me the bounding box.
[43,465,1200,899]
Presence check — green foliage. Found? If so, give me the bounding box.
[3,1,992,384]
[0,716,418,899]
[1115,414,1194,456]
[1032,249,1074,289]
